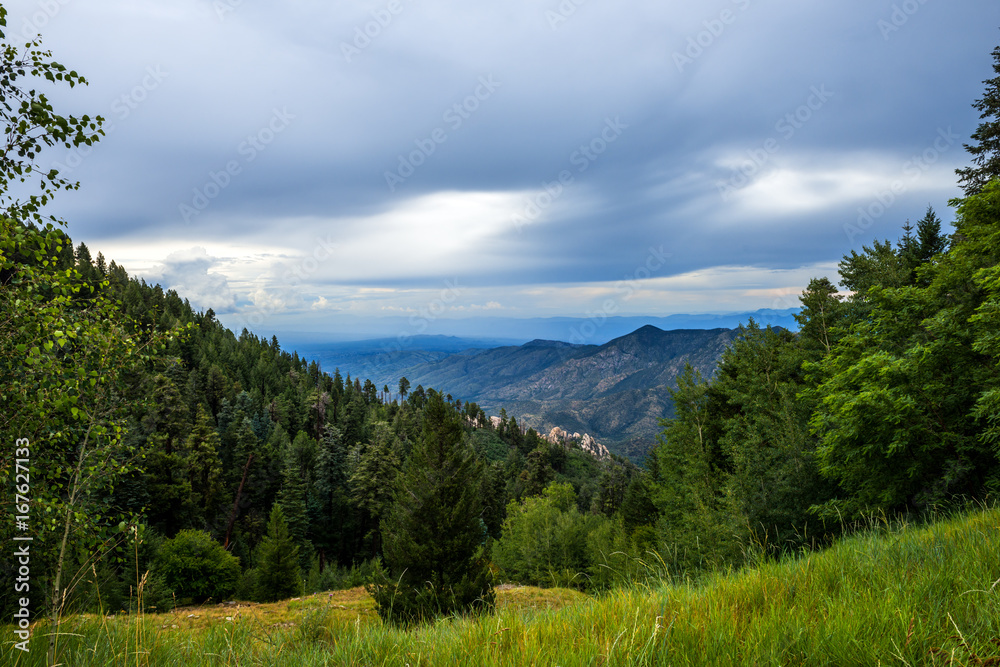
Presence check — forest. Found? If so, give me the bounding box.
[2,4,1000,662]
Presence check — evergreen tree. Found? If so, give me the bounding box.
[368,391,495,624]
[312,424,355,565]
[810,194,998,516]
[277,432,315,569]
[254,505,303,602]
[184,405,225,527]
[593,464,629,516]
[143,433,198,537]
[620,473,658,536]
[342,392,368,447]
[480,462,508,540]
[957,44,1000,196]
[650,365,736,569]
[899,218,917,270]
[915,205,948,263]
[349,423,400,557]
[713,323,833,550]
[523,445,555,496]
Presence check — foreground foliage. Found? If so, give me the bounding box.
[4,505,999,666]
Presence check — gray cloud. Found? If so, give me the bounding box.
[147,247,237,313]
[8,0,999,332]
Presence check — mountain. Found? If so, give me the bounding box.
[370,326,741,461]
[285,335,524,386]
[256,308,798,351]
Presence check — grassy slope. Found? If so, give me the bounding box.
[6,508,1000,666]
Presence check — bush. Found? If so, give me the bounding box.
[306,557,379,593]
[155,530,240,603]
[494,482,618,590]
[234,567,259,601]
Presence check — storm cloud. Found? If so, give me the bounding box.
[9,0,999,337]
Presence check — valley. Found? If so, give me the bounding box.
[299,325,743,461]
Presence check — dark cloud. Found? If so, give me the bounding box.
[9,0,999,330]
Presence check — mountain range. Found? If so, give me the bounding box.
[303,325,744,461]
[271,308,798,349]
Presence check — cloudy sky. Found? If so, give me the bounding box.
[8,0,999,339]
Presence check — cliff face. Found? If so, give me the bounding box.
[542,427,611,460]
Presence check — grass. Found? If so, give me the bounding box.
[4,507,1000,666]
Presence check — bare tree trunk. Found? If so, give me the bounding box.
[224,453,254,550]
[48,425,92,665]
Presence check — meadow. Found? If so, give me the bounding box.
[5,506,999,666]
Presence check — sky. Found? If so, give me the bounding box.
[7,0,1000,341]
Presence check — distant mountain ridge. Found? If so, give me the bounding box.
[381,326,742,461]
[271,308,798,352]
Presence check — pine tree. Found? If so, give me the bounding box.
[523,445,554,496]
[349,423,400,557]
[915,205,948,262]
[277,432,315,569]
[368,391,495,624]
[254,505,303,602]
[957,44,1000,196]
[185,405,225,526]
[313,424,354,565]
[899,219,919,274]
[343,392,368,447]
[651,364,736,569]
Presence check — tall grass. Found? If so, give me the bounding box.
[6,506,999,665]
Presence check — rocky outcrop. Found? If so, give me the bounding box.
[543,426,611,460]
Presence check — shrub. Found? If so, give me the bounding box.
[155,530,240,603]
[493,482,617,590]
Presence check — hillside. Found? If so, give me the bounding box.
[357,326,741,460]
[12,506,999,665]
